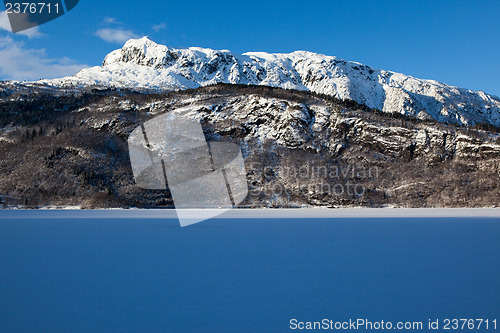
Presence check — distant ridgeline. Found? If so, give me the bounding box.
[34,37,500,128]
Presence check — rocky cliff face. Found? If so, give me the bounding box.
[40,37,500,127]
[0,84,498,208]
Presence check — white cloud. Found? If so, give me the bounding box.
[0,36,88,80]
[95,28,140,44]
[102,17,117,24]
[0,11,43,38]
[152,23,167,32]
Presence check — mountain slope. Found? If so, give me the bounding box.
[0,85,499,208]
[40,37,500,127]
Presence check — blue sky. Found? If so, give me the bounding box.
[1,0,499,96]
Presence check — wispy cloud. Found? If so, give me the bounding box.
[95,17,141,44]
[102,17,117,25]
[0,11,43,38]
[95,27,140,44]
[152,23,167,32]
[0,11,85,80]
[0,36,88,80]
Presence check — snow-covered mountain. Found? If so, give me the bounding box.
[41,37,500,127]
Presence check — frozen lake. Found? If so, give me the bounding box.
[0,210,499,332]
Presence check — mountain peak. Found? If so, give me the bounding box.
[123,36,157,49]
[103,37,174,67]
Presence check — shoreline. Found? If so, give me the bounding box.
[0,208,498,219]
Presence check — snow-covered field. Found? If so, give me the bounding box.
[1,208,498,220]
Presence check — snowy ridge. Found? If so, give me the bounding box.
[42,37,500,127]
